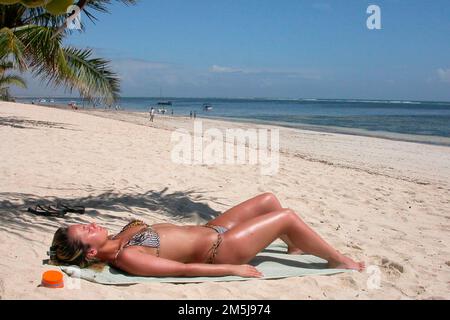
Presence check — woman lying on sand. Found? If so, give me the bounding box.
[50,193,365,277]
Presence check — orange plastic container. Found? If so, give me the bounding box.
[41,270,64,288]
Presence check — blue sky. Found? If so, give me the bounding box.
[13,0,450,101]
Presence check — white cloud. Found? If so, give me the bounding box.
[437,68,450,83]
[209,65,243,73]
[209,65,321,80]
[12,59,322,98]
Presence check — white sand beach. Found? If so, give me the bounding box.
[0,101,449,299]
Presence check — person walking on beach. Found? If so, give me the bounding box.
[190,111,192,119]
[48,192,365,277]
[194,111,197,119]
[149,107,155,122]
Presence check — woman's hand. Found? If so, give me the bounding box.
[116,249,264,278]
[231,264,263,278]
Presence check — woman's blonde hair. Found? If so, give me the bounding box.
[49,227,105,271]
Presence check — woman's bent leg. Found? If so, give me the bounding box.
[207,192,302,253]
[215,209,365,271]
[207,192,282,229]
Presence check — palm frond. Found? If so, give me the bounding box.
[22,6,62,26]
[0,57,27,101]
[83,0,138,24]
[0,60,14,74]
[7,25,119,103]
[0,74,27,89]
[62,47,120,104]
[0,27,26,70]
[13,24,65,75]
[0,0,138,103]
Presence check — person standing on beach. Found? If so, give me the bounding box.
[194,111,197,119]
[190,111,192,119]
[149,107,155,122]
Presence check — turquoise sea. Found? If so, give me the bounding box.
[17,97,450,146]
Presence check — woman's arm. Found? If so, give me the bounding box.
[115,249,262,278]
[184,263,262,278]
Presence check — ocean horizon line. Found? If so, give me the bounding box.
[14,96,450,105]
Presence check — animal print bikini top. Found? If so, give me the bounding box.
[112,220,160,264]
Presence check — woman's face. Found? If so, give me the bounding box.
[67,222,109,250]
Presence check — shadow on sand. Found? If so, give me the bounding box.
[0,188,224,239]
[0,116,73,130]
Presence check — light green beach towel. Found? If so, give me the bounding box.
[60,244,353,285]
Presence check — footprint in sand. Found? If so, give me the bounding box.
[347,242,363,250]
[257,186,267,193]
[329,209,339,216]
[381,257,404,274]
[338,274,360,290]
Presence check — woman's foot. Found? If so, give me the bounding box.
[328,255,365,272]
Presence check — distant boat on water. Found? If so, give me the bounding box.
[202,103,213,111]
[157,101,172,106]
[155,101,172,114]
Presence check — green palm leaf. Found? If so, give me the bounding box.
[0,60,13,73]
[62,47,120,104]
[11,25,120,104]
[15,24,64,71]
[0,0,138,103]
[0,58,27,101]
[83,0,137,23]
[0,27,26,70]
[0,74,27,89]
